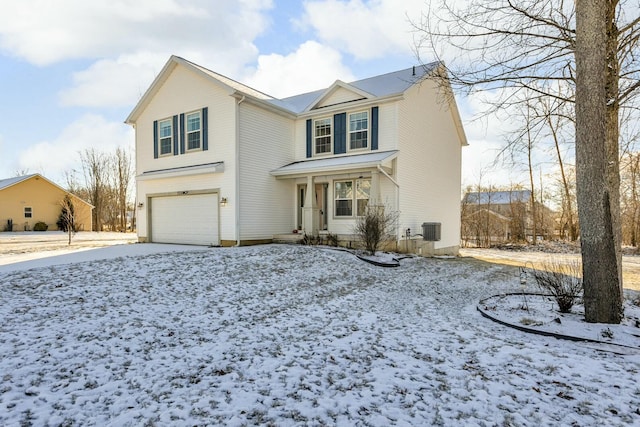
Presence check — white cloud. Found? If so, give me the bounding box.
[59,53,167,108]
[300,0,425,60]
[0,0,272,66]
[244,41,355,97]
[17,115,134,183]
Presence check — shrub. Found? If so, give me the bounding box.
[353,204,398,255]
[33,221,48,231]
[326,232,339,247]
[300,233,320,246]
[530,260,583,313]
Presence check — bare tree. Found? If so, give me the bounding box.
[80,148,109,232]
[414,0,640,323]
[112,147,133,232]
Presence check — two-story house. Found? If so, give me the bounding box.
[126,55,467,255]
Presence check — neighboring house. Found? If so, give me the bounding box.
[126,56,467,255]
[461,190,554,246]
[0,174,93,232]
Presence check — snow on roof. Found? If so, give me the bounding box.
[464,190,532,205]
[271,150,398,177]
[0,174,38,191]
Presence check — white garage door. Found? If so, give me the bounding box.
[151,193,219,245]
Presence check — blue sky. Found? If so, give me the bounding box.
[0,0,507,187]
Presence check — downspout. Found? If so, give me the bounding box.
[235,95,246,246]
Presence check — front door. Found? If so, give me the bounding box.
[297,185,305,230]
[315,183,328,230]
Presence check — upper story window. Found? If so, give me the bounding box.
[158,119,173,156]
[349,111,368,150]
[314,118,332,154]
[24,207,32,218]
[186,111,201,151]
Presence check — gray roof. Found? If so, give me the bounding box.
[464,190,532,205]
[0,174,37,191]
[273,63,439,114]
[271,150,398,177]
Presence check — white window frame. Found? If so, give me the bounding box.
[24,207,32,218]
[334,178,370,218]
[186,111,202,152]
[348,110,369,151]
[158,118,173,156]
[314,117,332,156]
[334,180,353,217]
[356,179,371,216]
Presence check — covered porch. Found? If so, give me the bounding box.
[270,151,399,237]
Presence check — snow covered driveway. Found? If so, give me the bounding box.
[0,244,638,426]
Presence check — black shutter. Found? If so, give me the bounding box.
[202,107,208,151]
[179,113,185,154]
[371,106,379,150]
[334,113,346,154]
[306,119,312,158]
[172,115,179,155]
[153,120,158,159]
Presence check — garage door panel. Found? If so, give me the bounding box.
[151,194,219,245]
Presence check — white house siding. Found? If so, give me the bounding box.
[238,102,295,241]
[135,65,238,243]
[317,87,366,108]
[396,80,462,253]
[376,102,399,152]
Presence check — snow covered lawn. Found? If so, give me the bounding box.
[1,244,639,426]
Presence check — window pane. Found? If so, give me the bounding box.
[357,199,369,216]
[335,181,353,199]
[160,137,172,154]
[349,111,368,130]
[24,207,32,218]
[316,137,331,153]
[335,200,352,216]
[159,120,172,138]
[315,118,332,154]
[356,179,370,199]
[350,131,368,149]
[187,131,201,150]
[187,113,200,132]
[349,112,368,149]
[315,118,331,136]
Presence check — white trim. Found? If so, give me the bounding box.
[185,110,202,152]
[313,117,333,156]
[348,110,369,151]
[271,150,398,178]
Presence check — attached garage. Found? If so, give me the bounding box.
[150,193,219,245]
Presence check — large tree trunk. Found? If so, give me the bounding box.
[575,0,623,324]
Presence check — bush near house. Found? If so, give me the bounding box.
[33,221,48,231]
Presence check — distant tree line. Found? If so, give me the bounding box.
[65,147,134,232]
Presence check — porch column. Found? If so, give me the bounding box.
[370,170,381,206]
[302,175,320,234]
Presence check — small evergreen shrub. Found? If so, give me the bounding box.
[33,221,48,231]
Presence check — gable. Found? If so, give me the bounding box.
[316,86,367,109]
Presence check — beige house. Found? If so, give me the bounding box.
[126,56,467,255]
[0,174,93,232]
